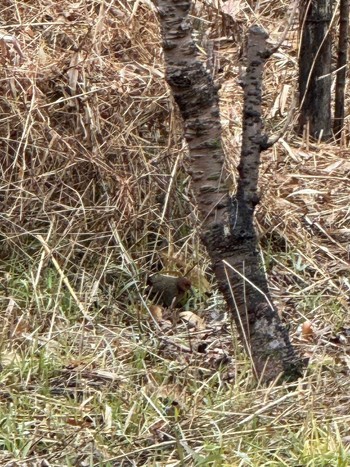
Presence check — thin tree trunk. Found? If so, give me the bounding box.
[333,0,349,139]
[157,0,304,382]
[298,0,333,140]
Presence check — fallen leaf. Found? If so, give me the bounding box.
[221,0,241,19]
[301,321,314,338]
[179,311,206,330]
[149,305,163,322]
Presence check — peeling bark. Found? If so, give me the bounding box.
[157,0,304,381]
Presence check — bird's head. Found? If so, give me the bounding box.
[176,277,192,292]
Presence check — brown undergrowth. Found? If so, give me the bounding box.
[0,0,349,465]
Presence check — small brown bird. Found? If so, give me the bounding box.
[147,274,192,307]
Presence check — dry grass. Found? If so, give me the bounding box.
[0,0,349,466]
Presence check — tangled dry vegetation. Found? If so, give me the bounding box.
[0,0,349,465]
